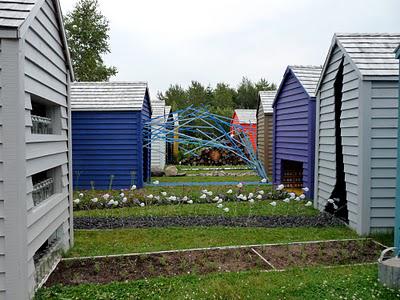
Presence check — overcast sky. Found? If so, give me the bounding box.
[60,0,399,97]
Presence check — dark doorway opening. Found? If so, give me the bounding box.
[325,57,349,223]
[281,160,303,189]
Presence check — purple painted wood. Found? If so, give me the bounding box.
[273,67,317,198]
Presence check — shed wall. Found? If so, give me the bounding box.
[151,104,166,171]
[0,39,4,297]
[256,106,273,177]
[141,94,152,183]
[369,80,399,230]
[72,111,142,189]
[316,45,361,231]
[273,71,314,196]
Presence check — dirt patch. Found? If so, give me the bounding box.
[45,239,384,287]
[45,248,268,287]
[254,239,383,269]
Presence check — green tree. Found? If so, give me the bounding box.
[213,83,236,108]
[236,77,276,109]
[159,84,187,111]
[64,0,117,81]
[187,81,212,107]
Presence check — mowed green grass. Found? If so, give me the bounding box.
[67,226,357,257]
[74,200,318,218]
[35,264,400,299]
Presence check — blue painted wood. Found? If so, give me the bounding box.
[395,48,400,252]
[72,110,146,190]
[273,67,316,198]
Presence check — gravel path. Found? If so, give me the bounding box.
[74,213,344,229]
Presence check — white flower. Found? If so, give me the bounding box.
[305,201,313,207]
[283,198,290,203]
[140,202,145,207]
[237,194,244,200]
[131,185,137,190]
[227,189,233,194]
[91,197,98,203]
[333,204,338,210]
[113,201,119,206]
[237,183,243,188]
[168,196,177,201]
[295,197,301,202]
[327,199,334,204]
[276,184,285,191]
[302,187,310,192]
[217,199,223,204]
[261,178,267,183]
[108,200,115,206]
[153,180,160,185]
[270,201,277,207]
[258,190,264,195]
[161,192,167,197]
[120,193,125,198]
[289,193,296,199]
[154,196,160,201]
[299,194,306,200]
[147,194,154,199]
[206,191,213,196]
[122,197,128,203]
[248,193,254,199]
[73,199,80,204]
[182,196,188,201]
[242,196,248,201]
[223,207,230,213]
[103,193,110,200]
[249,199,255,204]
[256,195,262,200]
[213,196,220,202]
[202,189,208,194]
[200,194,207,199]
[79,193,84,198]
[187,200,193,204]
[217,204,224,209]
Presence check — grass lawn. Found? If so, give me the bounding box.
[152,175,261,183]
[35,264,399,299]
[67,226,357,257]
[74,200,318,218]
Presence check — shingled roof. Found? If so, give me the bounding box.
[71,82,149,111]
[233,109,257,124]
[290,65,322,97]
[258,91,276,114]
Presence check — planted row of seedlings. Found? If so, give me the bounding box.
[46,239,384,287]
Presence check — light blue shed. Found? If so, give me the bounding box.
[71,82,152,190]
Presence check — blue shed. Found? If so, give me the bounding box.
[71,82,152,190]
[272,66,322,198]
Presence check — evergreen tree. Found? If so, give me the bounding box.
[65,0,117,81]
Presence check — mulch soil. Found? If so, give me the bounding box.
[74,213,344,230]
[45,239,384,287]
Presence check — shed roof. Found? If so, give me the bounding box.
[0,0,74,79]
[71,82,149,111]
[290,65,322,97]
[233,109,257,124]
[395,44,400,59]
[258,91,276,114]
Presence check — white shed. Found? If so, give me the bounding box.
[150,98,167,172]
[0,0,74,298]
[315,33,400,235]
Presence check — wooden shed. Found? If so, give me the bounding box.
[396,45,400,249]
[0,0,74,297]
[166,107,179,164]
[71,82,152,190]
[257,91,276,178]
[150,97,166,172]
[315,33,400,235]
[230,109,257,151]
[272,66,322,198]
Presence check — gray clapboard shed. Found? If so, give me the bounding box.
[315,33,400,235]
[151,97,167,172]
[0,0,74,299]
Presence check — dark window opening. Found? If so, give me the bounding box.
[325,57,349,223]
[31,94,62,135]
[281,160,303,188]
[32,170,55,206]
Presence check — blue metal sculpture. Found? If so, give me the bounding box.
[143,106,268,180]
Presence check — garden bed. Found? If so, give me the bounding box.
[46,239,384,287]
[74,213,344,229]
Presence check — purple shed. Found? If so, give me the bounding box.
[272,66,322,198]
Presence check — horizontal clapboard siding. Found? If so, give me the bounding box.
[0,39,4,296]
[273,70,315,198]
[73,111,142,189]
[257,104,265,170]
[151,101,166,171]
[369,80,399,230]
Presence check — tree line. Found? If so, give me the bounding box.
[159,78,276,117]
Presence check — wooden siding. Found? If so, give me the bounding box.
[141,94,152,183]
[316,44,361,231]
[273,71,315,197]
[72,111,143,189]
[257,105,273,178]
[0,38,5,299]
[369,80,399,230]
